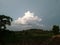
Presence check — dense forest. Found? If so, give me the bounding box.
[0,15,60,45]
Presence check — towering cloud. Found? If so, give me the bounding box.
[9,11,43,31]
[14,11,42,25]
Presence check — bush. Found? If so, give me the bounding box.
[52,25,59,35]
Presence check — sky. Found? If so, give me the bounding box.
[0,0,60,31]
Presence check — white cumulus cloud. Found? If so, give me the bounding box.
[14,11,42,25]
[8,11,43,31]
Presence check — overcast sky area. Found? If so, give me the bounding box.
[0,0,60,31]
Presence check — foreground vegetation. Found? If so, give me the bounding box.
[0,29,60,45]
[0,29,56,45]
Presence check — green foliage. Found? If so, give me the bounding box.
[52,25,60,35]
[0,15,13,30]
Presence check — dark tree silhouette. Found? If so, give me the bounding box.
[0,15,13,30]
[0,15,13,45]
[52,25,59,35]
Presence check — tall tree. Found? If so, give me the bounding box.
[52,25,59,35]
[0,15,13,30]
